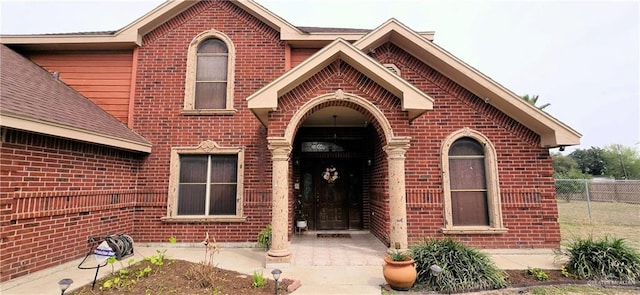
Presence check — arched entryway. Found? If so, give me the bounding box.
[292,107,372,231]
[265,90,412,266]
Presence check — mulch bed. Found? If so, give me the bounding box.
[504,269,582,287]
[71,259,293,295]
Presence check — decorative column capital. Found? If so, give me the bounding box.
[384,137,411,159]
[268,137,292,161]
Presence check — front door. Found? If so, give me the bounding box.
[301,159,362,230]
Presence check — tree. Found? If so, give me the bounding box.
[601,144,640,179]
[569,147,606,176]
[552,153,590,201]
[521,94,550,110]
[552,152,579,175]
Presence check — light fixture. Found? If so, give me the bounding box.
[332,115,337,141]
[271,269,282,295]
[430,264,442,276]
[58,278,73,295]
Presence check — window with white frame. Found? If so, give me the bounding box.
[183,30,236,115]
[441,128,506,234]
[165,140,245,222]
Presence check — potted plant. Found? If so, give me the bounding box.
[294,198,307,229]
[382,250,417,291]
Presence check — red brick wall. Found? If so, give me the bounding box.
[370,43,560,248]
[1,0,563,284]
[0,128,144,282]
[131,1,282,243]
[266,44,560,248]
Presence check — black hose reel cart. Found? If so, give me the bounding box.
[78,234,134,289]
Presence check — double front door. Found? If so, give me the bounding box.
[300,159,362,230]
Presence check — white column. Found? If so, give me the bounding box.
[385,137,411,252]
[266,137,292,265]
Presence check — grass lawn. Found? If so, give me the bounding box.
[557,200,640,249]
[523,285,640,294]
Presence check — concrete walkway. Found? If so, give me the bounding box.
[0,231,562,295]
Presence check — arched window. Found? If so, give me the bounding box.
[195,39,228,109]
[449,138,489,225]
[184,30,236,114]
[441,128,506,234]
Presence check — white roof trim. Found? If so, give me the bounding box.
[1,112,152,153]
[247,38,434,125]
[355,19,580,148]
[0,0,382,48]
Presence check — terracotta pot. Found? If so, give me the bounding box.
[382,256,417,291]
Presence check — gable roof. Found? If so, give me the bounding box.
[0,0,434,50]
[0,45,152,153]
[354,19,581,148]
[247,38,434,126]
[0,1,579,148]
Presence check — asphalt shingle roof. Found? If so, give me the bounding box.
[0,45,151,150]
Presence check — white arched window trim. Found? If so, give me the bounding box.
[441,127,507,234]
[183,29,236,115]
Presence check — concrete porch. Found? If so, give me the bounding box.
[1,231,560,295]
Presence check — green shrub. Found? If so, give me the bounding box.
[257,224,271,250]
[561,235,640,282]
[526,267,549,281]
[410,238,508,293]
[252,270,266,287]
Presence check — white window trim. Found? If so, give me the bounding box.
[183,29,236,115]
[440,128,507,234]
[164,140,245,222]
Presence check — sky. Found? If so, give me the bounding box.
[1,0,639,153]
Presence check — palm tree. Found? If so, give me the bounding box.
[521,94,550,110]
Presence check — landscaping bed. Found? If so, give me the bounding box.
[504,269,581,286]
[70,259,639,295]
[71,259,293,295]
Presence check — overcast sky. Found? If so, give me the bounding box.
[1,0,639,153]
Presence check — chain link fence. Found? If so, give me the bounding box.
[555,179,640,249]
[555,179,640,204]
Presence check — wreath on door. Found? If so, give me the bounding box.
[322,165,339,184]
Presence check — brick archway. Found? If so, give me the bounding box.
[266,90,412,267]
[284,89,395,146]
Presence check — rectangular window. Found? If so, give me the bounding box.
[177,154,237,216]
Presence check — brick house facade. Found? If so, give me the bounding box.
[1,0,579,282]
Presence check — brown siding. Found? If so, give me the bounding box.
[290,48,319,68]
[27,51,134,124]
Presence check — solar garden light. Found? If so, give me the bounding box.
[430,264,442,276]
[271,268,282,295]
[57,278,73,295]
